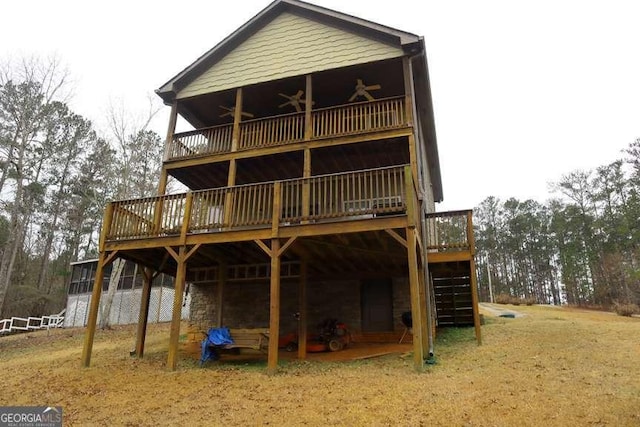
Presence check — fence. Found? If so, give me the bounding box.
[64,286,191,328]
[0,310,65,335]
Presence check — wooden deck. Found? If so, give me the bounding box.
[167,97,408,162]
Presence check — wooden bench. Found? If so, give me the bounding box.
[220,328,270,352]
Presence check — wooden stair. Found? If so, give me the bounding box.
[430,261,475,327]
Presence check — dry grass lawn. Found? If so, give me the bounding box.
[1,305,639,426]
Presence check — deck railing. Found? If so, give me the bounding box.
[166,97,408,161]
[281,166,406,223]
[312,96,406,139]
[424,210,474,252]
[239,112,305,150]
[105,166,410,241]
[168,124,233,159]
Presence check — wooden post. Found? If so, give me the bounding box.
[157,169,169,195]
[302,149,311,221]
[167,247,187,371]
[231,88,243,152]
[467,211,482,345]
[223,160,237,228]
[402,57,420,189]
[81,252,107,367]
[180,192,194,245]
[267,238,281,373]
[407,228,424,370]
[298,260,308,360]
[304,74,313,140]
[135,267,153,358]
[417,261,430,357]
[81,202,115,367]
[216,262,226,327]
[272,181,282,237]
[163,100,178,161]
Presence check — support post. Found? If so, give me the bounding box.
[231,88,243,152]
[81,252,107,367]
[417,261,430,358]
[81,202,115,367]
[402,56,420,189]
[467,211,482,345]
[216,262,226,327]
[297,260,308,360]
[304,74,313,140]
[302,149,311,221]
[167,247,187,370]
[407,228,424,370]
[163,100,178,161]
[223,160,237,227]
[267,238,281,373]
[135,267,153,358]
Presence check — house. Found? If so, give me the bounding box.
[66,259,189,328]
[81,0,481,372]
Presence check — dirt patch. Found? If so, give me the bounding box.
[1,307,639,426]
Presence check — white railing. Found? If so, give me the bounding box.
[0,309,65,335]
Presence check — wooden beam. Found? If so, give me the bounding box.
[385,229,407,248]
[277,236,297,257]
[157,169,169,196]
[81,250,116,367]
[254,239,272,257]
[302,149,311,221]
[304,74,313,141]
[403,57,420,186]
[103,250,120,267]
[267,238,281,374]
[180,192,194,245]
[231,88,242,152]
[216,261,226,327]
[135,267,153,358]
[223,160,237,227]
[272,181,281,237]
[164,127,413,171]
[417,262,430,358]
[165,246,179,262]
[298,260,308,360]
[469,257,482,345]
[167,246,187,371]
[407,227,424,371]
[163,100,178,162]
[184,243,201,261]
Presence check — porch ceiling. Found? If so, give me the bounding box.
[176,58,404,130]
[168,137,409,190]
[111,228,410,280]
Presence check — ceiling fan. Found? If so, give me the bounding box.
[219,105,254,119]
[349,79,381,102]
[278,90,313,112]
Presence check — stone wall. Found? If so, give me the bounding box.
[189,276,412,337]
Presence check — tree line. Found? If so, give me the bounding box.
[474,140,640,308]
[0,57,164,318]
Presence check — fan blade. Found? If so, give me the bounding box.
[356,79,363,86]
[278,93,290,99]
[279,101,291,108]
[364,92,374,101]
[219,105,232,111]
[348,92,358,102]
[293,103,302,113]
[365,84,381,91]
[296,90,304,98]
[241,112,254,118]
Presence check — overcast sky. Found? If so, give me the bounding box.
[1,0,639,211]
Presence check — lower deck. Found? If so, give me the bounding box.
[81,201,480,371]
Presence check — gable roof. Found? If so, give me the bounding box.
[155,0,443,202]
[156,0,422,102]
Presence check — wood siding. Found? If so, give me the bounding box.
[177,12,404,99]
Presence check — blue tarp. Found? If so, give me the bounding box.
[200,327,234,365]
